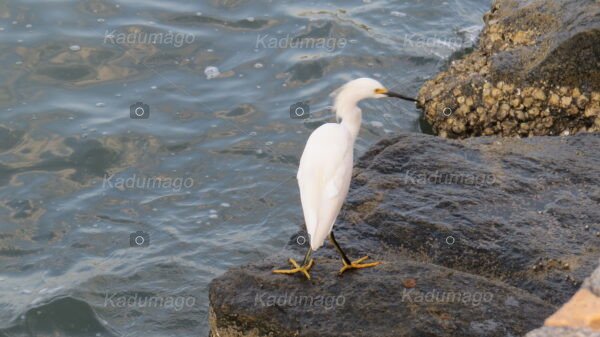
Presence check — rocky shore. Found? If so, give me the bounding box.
[209,133,600,337]
[417,0,600,138]
[208,0,600,336]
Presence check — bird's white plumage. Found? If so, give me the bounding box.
[297,122,354,250]
[296,77,389,251]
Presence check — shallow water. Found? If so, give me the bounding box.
[0,0,489,336]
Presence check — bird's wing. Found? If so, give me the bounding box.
[297,123,354,251]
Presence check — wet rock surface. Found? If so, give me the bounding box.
[209,133,600,337]
[417,0,600,138]
[210,259,553,337]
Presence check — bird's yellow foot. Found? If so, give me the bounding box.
[273,258,314,280]
[339,256,381,275]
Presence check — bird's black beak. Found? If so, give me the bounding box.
[386,91,417,102]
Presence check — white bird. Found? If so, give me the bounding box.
[273,78,416,280]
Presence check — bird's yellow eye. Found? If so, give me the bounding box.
[374,88,388,94]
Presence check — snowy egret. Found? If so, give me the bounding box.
[273,78,416,280]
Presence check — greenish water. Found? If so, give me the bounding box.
[0,0,489,336]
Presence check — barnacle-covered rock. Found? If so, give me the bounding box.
[418,0,600,138]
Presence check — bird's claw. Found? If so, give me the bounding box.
[273,258,314,280]
[339,256,381,275]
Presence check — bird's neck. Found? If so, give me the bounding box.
[339,106,362,140]
[334,90,363,139]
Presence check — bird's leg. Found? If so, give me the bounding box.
[329,231,352,265]
[272,248,314,280]
[301,247,313,266]
[329,231,381,275]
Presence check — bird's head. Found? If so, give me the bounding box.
[333,77,416,104]
[332,77,416,120]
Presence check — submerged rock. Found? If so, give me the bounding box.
[417,0,600,138]
[209,133,600,337]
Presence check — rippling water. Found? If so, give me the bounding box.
[0,0,489,336]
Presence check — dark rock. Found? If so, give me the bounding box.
[417,0,600,138]
[525,260,600,336]
[0,297,117,337]
[210,258,552,337]
[209,133,600,337]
